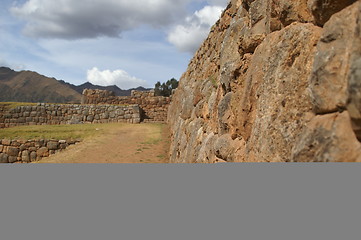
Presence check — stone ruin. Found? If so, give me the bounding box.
[81,89,171,122]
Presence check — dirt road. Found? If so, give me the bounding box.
[37,123,170,163]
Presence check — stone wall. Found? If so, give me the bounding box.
[81,89,170,122]
[0,103,141,128]
[0,139,80,163]
[168,0,361,163]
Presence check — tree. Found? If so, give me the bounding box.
[154,78,179,97]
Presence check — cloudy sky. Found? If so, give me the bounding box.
[0,0,228,89]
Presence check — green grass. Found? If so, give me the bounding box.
[0,123,125,140]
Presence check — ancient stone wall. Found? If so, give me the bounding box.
[0,139,80,163]
[168,0,361,162]
[0,103,141,128]
[81,89,170,122]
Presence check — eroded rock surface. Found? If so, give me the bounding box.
[168,0,361,162]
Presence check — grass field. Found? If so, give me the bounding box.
[0,123,127,140]
[0,102,37,109]
[1,123,169,163]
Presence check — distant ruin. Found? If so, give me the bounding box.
[81,89,171,122]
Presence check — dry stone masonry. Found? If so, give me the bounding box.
[81,89,170,122]
[0,103,141,128]
[168,0,361,162]
[0,138,80,163]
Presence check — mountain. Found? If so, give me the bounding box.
[0,67,81,103]
[0,67,152,103]
[59,81,151,96]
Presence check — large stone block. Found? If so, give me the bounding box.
[47,141,59,150]
[8,156,17,163]
[7,147,19,157]
[0,153,9,163]
[241,23,321,161]
[310,2,360,114]
[1,139,11,145]
[21,150,30,163]
[292,112,361,162]
[308,0,357,26]
[30,152,37,162]
[37,147,49,157]
[346,2,361,140]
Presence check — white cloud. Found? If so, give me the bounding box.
[87,67,147,89]
[11,0,188,39]
[167,5,225,53]
[0,58,9,67]
[0,57,26,71]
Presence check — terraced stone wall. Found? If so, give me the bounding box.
[0,103,141,128]
[0,139,80,163]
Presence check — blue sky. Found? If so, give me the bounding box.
[0,0,228,89]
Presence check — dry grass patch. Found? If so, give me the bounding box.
[0,102,37,110]
[32,123,170,163]
[0,123,126,140]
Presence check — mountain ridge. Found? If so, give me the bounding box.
[0,67,151,103]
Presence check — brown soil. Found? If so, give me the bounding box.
[36,123,170,163]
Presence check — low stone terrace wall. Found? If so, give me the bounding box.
[0,103,141,128]
[0,138,80,163]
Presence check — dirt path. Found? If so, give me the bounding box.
[37,123,170,163]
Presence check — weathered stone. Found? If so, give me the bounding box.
[7,147,19,157]
[30,152,37,162]
[102,112,109,119]
[310,2,360,114]
[308,0,357,26]
[0,153,9,163]
[47,141,59,150]
[8,156,17,163]
[346,2,361,140]
[20,144,27,151]
[28,147,37,152]
[217,92,233,135]
[59,143,68,150]
[17,117,26,123]
[195,132,217,163]
[109,112,116,118]
[292,112,361,162]
[213,134,236,162]
[2,139,11,146]
[233,23,321,162]
[86,115,94,122]
[21,150,30,163]
[35,140,45,148]
[37,147,49,157]
[0,145,3,152]
[11,141,21,147]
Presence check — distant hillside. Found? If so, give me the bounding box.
[0,67,81,103]
[0,67,152,103]
[59,81,151,96]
